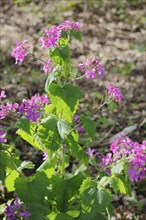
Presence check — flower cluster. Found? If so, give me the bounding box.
[73,114,85,134]
[39,25,61,49]
[0,125,7,143]
[4,197,30,220]
[78,57,105,79]
[106,84,123,103]
[58,20,80,32]
[0,102,19,120]
[11,40,30,64]
[99,137,146,182]
[43,59,55,74]
[19,94,49,122]
[39,20,80,49]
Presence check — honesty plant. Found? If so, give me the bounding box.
[0,20,145,220]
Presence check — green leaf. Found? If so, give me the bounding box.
[49,173,84,213]
[37,115,60,151]
[80,212,107,220]
[17,161,35,172]
[80,179,112,218]
[80,115,97,141]
[16,116,31,134]
[56,213,72,220]
[59,44,70,61]
[28,203,50,220]
[5,170,19,191]
[66,134,88,165]
[67,210,80,218]
[15,171,49,204]
[0,151,20,183]
[49,83,82,111]
[16,120,41,150]
[111,161,125,174]
[15,171,50,219]
[72,30,82,41]
[0,143,10,150]
[106,203,115,219]
[48,83,83,122]
[45,69,57,92]
[0,152,7,183]
[99,176,110,187]
[110,175,132,195]
[57,119,72,139]
[79,178,94,194]
[50,44,70,66]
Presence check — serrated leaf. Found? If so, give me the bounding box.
[49,83,83,111]
[5,170,19,191]
[80,180,112,217]
[57,119,71,139]
[50,173,84,213]
[79,178,94,194]
[15,171,49,203]
[0,151,20,183]
[80,115,97,141]
[48,83,83,122]
[16,122,41,150]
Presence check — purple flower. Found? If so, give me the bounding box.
[39,26,61,49]
[0,102,19,120]
[0,90,6,101]
[20,210,30,220]
[4,197,30,220]
[43,59,54,74]
[73,114,80,123]
[58,20,80,32]
[11,40,30,64]
[128,167,139,182]
[86,148,96,157]
[100,137,146,182]
[0,125,7,143]
[78,57,105,79]
[4,204,15,220]
[77,126,85,134]
[19,94,49,122]
[43,151,48,161]
[106,84,123,103]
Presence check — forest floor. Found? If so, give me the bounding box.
[0,0,146,219]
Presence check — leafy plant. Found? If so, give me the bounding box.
[0,20,145,220]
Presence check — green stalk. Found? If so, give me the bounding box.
[61,144,65,177]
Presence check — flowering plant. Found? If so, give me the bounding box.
[1,20,145,220]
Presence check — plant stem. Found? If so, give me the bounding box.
[61,144,65,177]
[29,53,48,63]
